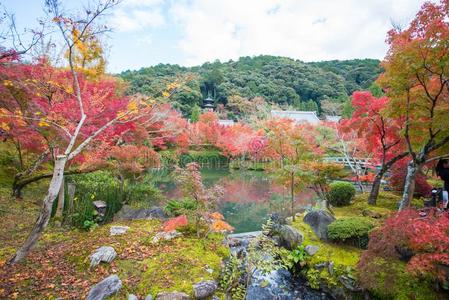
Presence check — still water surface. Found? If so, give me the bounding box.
[157,169,318,233]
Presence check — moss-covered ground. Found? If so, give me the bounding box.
[0,190,229,299]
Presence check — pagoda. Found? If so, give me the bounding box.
[202,95,215,112]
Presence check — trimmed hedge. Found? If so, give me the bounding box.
[328,181,356,207]
[328,217,374,248]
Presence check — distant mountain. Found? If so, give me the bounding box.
[119,55,383,115]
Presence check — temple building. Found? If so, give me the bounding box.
[270,110,320,125]
[202,96,215,112]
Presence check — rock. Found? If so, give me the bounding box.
[90,246,117,268]
[152,231,182,244]
[339,275,362,292]
[193,280,218,299]
[128,294,138,300]
[362,209,382,219]
[278,225,303,250]
[114,205,167,221]
[304,245,319,256]
[314,262,328,270]
[145,295,153,300]
[285,216,293,225]
[87,275,122,300]
[328,261,334,276]
[155,291,190,300]
[110,225,130,236]
[303,210,336,241]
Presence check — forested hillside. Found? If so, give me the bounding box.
[119,56,382,115]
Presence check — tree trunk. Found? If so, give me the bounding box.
[55,176,65,224]
[399,160,418,211]
[11,168,96,199]
[368,171,384,205]
[12,182,23,199]
[9,155,67,264]
[291,172,295,221]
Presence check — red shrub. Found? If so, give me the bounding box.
[389,160,432,197]
[163,215,188,232]
[358,210,449,285]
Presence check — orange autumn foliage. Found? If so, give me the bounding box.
[163,215,188,232]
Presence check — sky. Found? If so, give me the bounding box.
[2,0,426,73]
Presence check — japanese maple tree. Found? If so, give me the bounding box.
[262,119,324,219]
[379,0,449,209]
[1,0,158,264]
[342,91,408,205]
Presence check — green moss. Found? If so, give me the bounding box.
[135,233,229,297]
[292,218,362,267]
[365,258,439,300]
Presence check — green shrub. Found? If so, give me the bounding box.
[328,181,356,206]
[165,198,197,216]
[328,217,374,248]
[65,171,123,228]
[124,182,163,207]
[179,150,228,168]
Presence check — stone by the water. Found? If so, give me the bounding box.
[114,205,167,221]
[193,280,218,299]
[145,295,153,300]
[278,225,303,250]
[303,210,335,241]
[110,225,130,236]
[90,246,117,268]
[155,291,190,300]
[305,245,319,256]
[86,275,122,300]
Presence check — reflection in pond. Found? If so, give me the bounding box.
[157,169,319,233]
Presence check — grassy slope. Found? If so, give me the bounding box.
[0,190,229,299]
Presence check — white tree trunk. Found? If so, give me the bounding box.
[55,176,65,223]
[399,160,418,211]
[9,155,67,264]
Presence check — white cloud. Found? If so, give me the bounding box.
[110,0,165,32]
[169,0,425,66]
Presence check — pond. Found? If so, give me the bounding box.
[156,169,319,233]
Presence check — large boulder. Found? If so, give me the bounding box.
[193,280,218,299]
[114,205,167,221]
[155,291,190,300]
[278,225,303,250]
[90,246,117,268]
[87,275,122,300]
[303,210,335,241]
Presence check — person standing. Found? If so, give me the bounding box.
[436,159,449,209]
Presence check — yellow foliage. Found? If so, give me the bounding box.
[127,101,138,112]
[38,120,50,127]
[3,80,13,87]
[0,122,10,131]
[162,91,170,98]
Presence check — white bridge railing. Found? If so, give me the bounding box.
[323,156,374,167]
